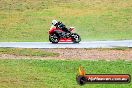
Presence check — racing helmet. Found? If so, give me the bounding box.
[51,20,58,26]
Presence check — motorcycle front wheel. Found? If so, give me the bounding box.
[71,33,81,43]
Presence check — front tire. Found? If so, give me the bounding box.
[71,33,81,43]
[49,34,59,43]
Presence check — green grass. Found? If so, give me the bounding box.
[0,48,59,57]
[0,0,132,41]
[0,59,132,88]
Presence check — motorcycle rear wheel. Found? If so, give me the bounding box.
[49,34,59,43]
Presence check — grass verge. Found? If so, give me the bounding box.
[0,0,132,41]
[0,48,59,57]
[0,59,132,88]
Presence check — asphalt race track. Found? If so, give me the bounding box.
[0,40,132,48]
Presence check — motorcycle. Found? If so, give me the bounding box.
[49,27,81,43]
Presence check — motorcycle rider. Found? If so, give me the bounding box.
[51,20,71,37]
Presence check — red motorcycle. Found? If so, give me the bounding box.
[49,27,81,43]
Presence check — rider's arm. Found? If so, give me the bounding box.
[57,22,66,29]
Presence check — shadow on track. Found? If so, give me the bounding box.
[49,42,81,44]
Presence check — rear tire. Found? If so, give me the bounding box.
[49,34,59,43]
[71,33,81,43]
